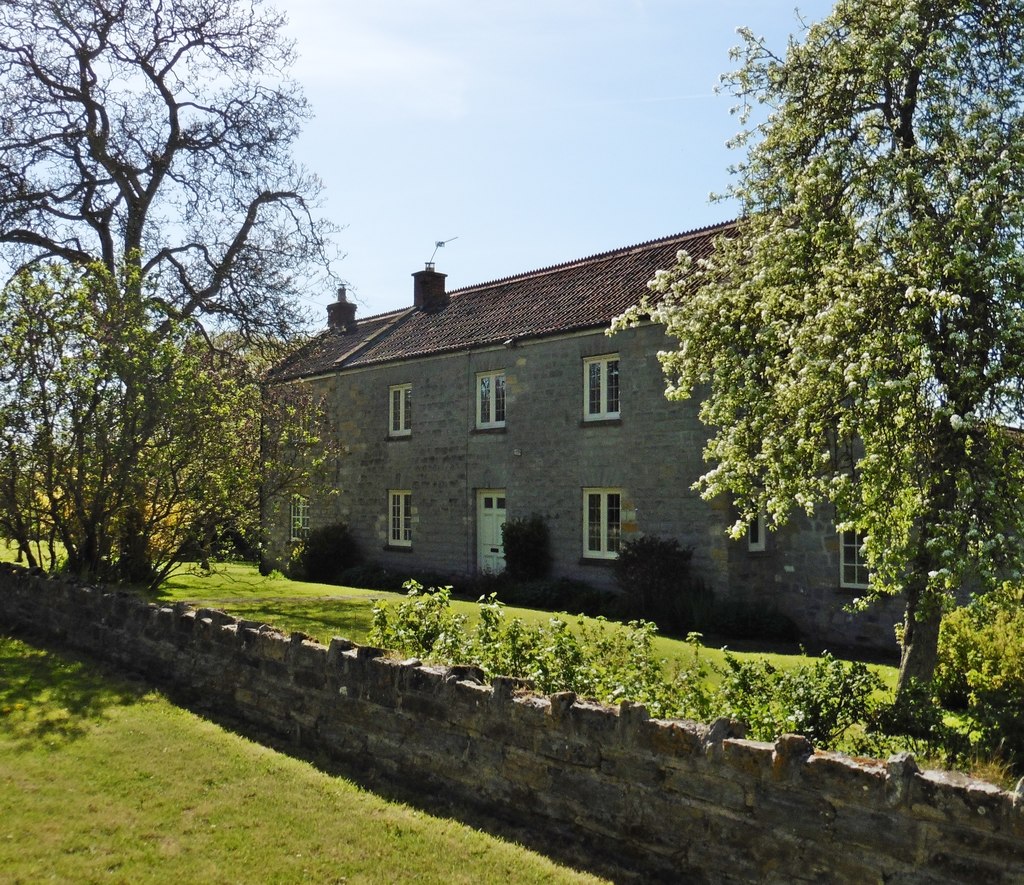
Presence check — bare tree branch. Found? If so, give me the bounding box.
[0,0,338,341]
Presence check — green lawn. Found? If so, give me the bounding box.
[154,562,899,694]
[0,635,606,884]
[2,549,898,692]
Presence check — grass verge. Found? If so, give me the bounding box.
[0,634,606,884]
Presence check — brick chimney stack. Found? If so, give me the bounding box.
[413,263,448,312]
[327,286,357,331]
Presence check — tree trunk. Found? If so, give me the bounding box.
[896,584,942,699]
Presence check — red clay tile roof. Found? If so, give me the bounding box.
[270,220,734,382]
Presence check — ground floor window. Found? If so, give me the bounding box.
[583,488,621,559]
[290,495,310,542]
[840,529,869,588]
[389,490,412,547]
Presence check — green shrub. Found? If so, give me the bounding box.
[370,584,684,717]
[936,586,1024,707]
[336,562,405,591]
[780,653,883,747]
[614,535,712,633]
[293,522,361,584]
[368,582,472,662]
[476,576,620,619]
[935,585,1024,772]
[368,584,880,744]
[715,651,882,749]
[501,514,551,581]
[863,678,971,769]
[713,654,782,739]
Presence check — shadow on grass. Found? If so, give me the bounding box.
[139,564,275,603]
[0,635,148,749]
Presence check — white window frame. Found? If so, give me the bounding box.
[289,495,310,542]
[840,529,870,589]
[583,488,622,559]
[476,370,506,429]
[747,510,766,552]
[389,490,412,547]
[389,383,412,437]
[583,354,620,421]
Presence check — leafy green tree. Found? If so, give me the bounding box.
[617,0,1024,697]
[0,263,323,586]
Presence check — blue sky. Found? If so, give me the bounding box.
[284,1,834,319]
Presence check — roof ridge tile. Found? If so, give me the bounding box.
[448,220,736,295]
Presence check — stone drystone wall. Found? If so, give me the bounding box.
[2,566,1023,884]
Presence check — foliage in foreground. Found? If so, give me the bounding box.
[369,583,883,751]
[615,0,1024,696]
[146,564,1018,782]
[0,264,321,588]
[934,585,1024,772]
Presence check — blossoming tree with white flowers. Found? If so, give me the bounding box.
[618,0,1024,699]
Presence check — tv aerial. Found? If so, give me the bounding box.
[428,236,459,266]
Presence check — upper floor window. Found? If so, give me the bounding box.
[476,370,506,429]
[583,488,621,559]
[389,383,411,437]
[748,510,766,552]
[389,490,412,547]
[840,529,870,588]
[584,354,620,421]
[289,495,310,542]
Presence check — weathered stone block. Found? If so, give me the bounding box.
[536,733,602,768]
[636,718,705,759]
[662,765,749,813]
[547,766,627,826]
[718,737,774,782]
[598,749,664,786]
[802,750,887,804]
[909,768,1017,832]
[830,802,927,859]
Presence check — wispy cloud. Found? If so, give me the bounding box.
[285,1,471,120]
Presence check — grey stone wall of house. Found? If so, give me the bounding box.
[726,511,905,655]
[2,568,1021,884]
[267,321,900,656]
[270,322,729,587]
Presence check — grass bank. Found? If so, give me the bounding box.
[0,635,605,884]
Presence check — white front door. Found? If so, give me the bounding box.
[477,490,507,573]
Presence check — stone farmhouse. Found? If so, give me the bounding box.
[266,221,901,654]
